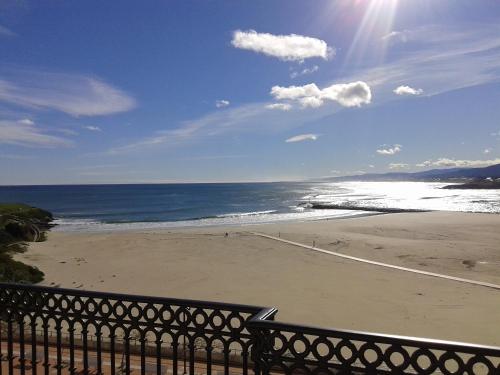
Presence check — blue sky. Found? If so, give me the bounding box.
[1,0,500,184]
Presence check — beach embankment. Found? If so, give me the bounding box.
[0,203,52,283]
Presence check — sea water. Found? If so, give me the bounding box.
[0,181,498,232]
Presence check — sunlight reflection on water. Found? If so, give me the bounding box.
[305,181,500,213]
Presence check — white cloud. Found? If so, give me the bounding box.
[265,103,292,111]
[290,65,319,79]
[321,82,373,107]
[0,119,73,147]
[376,144,402,155]
[0,68,136,116]
[84,125,101,132]
[285,134,318,143]
[416,158,500,168]
[0,25,16,37]
[17,118,34,125]
[484,148,491,154]
[231,30,332,62]
[215,99,230,108]
[389,163,410,169]
[393,85,423,96]
[271,83,321,100]
[299,96,324,108]
[271,81,371,109]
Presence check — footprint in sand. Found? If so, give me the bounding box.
[462,259,476,270]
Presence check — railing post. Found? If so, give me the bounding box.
[7,315,14,375]
[249,308,278,375]
[249,324,272,375]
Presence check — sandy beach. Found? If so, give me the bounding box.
[15,211,500,346]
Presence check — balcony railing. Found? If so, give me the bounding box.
[0,283,499,374]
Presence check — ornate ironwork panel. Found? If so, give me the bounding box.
[250,320,500,375]
[0,283,276,375]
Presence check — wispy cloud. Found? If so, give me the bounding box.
[393,85,423,96]
[484,148,491,154]
[381,30,410,45]
[0,119,73,147]
[215,99,230,108]
[376,144,402,155]
[107,104,269,154]
[389,163,409,169]
[0,67,136,116]
[54,128,79,136]
[84,125,101,132]
[177,154,248,161]
[354,24,500,97]
[0,25,16,37]
[107,101,340,154]
[271,81,372,109]
[231,30,333,62]
[0,154,34,160]
[345,170,366,176]
[416,158,500,168]
[285,134,318,143]
[17,118,34,125]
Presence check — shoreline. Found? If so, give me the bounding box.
[16,211,500,346]
[51,209,386,233]
[51,208,500,234]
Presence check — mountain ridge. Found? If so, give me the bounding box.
[324,163,500,182]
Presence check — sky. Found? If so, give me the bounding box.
[1,0,500,184]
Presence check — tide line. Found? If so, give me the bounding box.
[250,232,500,291]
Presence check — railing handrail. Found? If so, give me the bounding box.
[0,282,267,313]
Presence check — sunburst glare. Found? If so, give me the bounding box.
[342,0,400,68]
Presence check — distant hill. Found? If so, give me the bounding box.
[324,163,500,182]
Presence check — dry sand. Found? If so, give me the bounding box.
[15,211,500,346]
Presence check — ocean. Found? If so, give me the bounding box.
[0,181,499,232]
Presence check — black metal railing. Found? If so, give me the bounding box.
[0,283,499,375]
[251,320,500,375]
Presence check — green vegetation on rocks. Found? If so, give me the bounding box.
[0,203,53,283]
